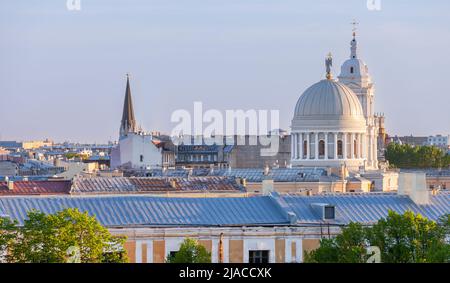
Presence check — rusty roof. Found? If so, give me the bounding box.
[70,176,245,194]
[0,180,72,196]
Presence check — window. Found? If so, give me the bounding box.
[249,250,269,263]
[337,140,343,157]
[350,66,354,73]
[168,251,178,261]
[140,155,144,162]
[318,140,325,157]
[354,140,357,157]
[324,206,335,219]
[303,140,308,157]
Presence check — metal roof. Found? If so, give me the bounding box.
[150,168,328,182]
[0,192,447,228]
[0,195,289,227]
[0,181,72,196]
[281,192,450,224]
[71,176,244,194]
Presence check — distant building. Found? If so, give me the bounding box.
[389,135,427,147]
[0,141,22,151]
[171,135,291,169]
[22,139,53,150]
[426,134,449,149]
[110,75,162,170]
[0,161,18,177]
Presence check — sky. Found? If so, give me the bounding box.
[0,0,449,143]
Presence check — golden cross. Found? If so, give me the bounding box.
[351,19,359,39]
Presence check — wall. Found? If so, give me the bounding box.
[111,226,340,263]
[119,134,162,169]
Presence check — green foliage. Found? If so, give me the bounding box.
[0,208,128,263]
[305,211,450,263]
[304,223,369,263]
[385,143,450,169]
[166,238,211,263]
[0,217,17,254]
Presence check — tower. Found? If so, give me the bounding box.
[338,25,378,169]
[119,74,137,139]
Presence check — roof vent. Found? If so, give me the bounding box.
[311,203,335,220]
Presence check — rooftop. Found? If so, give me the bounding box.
[0,191,448,227]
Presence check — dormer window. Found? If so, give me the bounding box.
[350,66,354,74]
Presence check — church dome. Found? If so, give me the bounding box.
[294,79,364,117]
[292,78,366,132]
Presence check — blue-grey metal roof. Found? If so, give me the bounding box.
[0,195,289,227]
[0,192,448,228]
[150,168,327,182]
[281,192,450,224]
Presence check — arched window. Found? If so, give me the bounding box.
[350,66,354,74]
[337,140,343,157]
[318,140,325,157]
[303,140,308,157]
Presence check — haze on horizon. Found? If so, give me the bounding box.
[1,0,449,144]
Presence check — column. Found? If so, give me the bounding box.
[299,133,303,159]
[324,132,328,159]
[358,133,362,159]
[351,133,355,159]
[292,133,297,160]
[362,134,366,159]
[334,133,338,159]
[314,132,319,160]
[343,133,347,159]
[306,133,310,159]
[291,132,295,159]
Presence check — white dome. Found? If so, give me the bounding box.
[292,79,366,132]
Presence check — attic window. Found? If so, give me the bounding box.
[350,67,354,74]
[324,206,335,220]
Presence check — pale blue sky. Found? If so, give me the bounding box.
[1,0,449,143]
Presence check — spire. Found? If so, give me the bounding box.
[119,73,137,138]
[325,52,333,80]
[350,20,359,59]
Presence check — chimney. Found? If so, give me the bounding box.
[263,164,270,176]
[398,172,430,205]
[7,180,14,190]
[169,179,177,189]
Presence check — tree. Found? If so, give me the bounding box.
[3,208,127,263]
[305,211,450,263]
[166,238,211,263]
[0,216,17,259]
[304,223,369,263]
[385,143,450,169]
[367,211,450,263]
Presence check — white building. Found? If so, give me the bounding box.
[426,135,449,149]
[291,30,378,171]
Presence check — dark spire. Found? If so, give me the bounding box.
[119,74,137,138]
